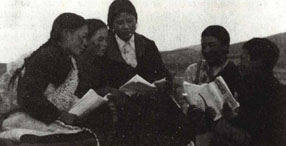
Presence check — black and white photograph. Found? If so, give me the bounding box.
[0,0,286,145]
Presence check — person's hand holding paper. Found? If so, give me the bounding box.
[183,81,206,110]
[153,78,168,93]
[107,87,130,107]
[96,87,111,97]
[183,76,239,121]
[69,89,109,118]
[58,111,78,125]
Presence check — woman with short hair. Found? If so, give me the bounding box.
[104,0,188,145]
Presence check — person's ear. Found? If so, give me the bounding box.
[223,45,229,54]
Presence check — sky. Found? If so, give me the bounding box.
[0,0,286,63]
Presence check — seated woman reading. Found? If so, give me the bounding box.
[103,0,189,145]
[0,13,102,146]
[75,19,119,146]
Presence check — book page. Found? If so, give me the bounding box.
[183,81,201,96]
[121,74,155,88]
[183,76,240,121]
[152,78,166,85]
[215,76,240,110]
[199,84,223,120]
[119,74,156,96]
[69,89,108,117]
[183,81,205,110]
[199,76,240,121]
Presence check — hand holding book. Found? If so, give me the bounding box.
[107,88,130,107]
[153,78,169,93]
[68,89,109,118]
[58,111,78,125]
[183,76,240,121]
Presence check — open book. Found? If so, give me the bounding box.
[183,76,239,121]
[119,74,165,96]
[69,89,109,117]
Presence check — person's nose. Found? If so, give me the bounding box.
[203,46,212,53]
[83,38,87,48]
[122,21,129,29]
[101,40,107,49]
[205,46,212,53]
[82,39,88,49]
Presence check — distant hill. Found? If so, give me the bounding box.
[161,32,286,84]
[0,63,6,76]
[160,45,202,75]
[227,32,286,68]
[1,32,286,82]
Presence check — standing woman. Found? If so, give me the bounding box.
[0,13,100,145]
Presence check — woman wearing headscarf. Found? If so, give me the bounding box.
[0,13,101,145]
[104,0,189,145]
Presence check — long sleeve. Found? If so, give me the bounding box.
[141,40,170,82]
[17,50,63,124]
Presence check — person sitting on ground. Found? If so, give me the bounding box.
[0,13,102,146]
[179,25,242,146]
[104,0,188,145]
[75,18,119,146]
[211,38,286,146]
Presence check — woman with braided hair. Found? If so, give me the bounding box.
[0,13,102,145]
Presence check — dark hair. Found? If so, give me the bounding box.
[202,25,230,51]
[242,38,280,72]
[107,0,137,30]
[9,13,86,89]
[86,19,107,40]
[50,13,86,43]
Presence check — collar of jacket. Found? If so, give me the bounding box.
[106,33,146,64]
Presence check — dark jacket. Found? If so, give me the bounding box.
[17,42,73,123]
[17,42,107,124]
[75,51,108,98]
[232,73,286,146]
[103,33,189,145]
[210,61,242,95]
[104,33,170,88]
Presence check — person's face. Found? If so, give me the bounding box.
[239,49,264,77]
[113,12,137,41]
[201,36,227,67]
[67,25,88,56]
[87,27,108,56]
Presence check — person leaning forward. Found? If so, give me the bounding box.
[212,38,286,146]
